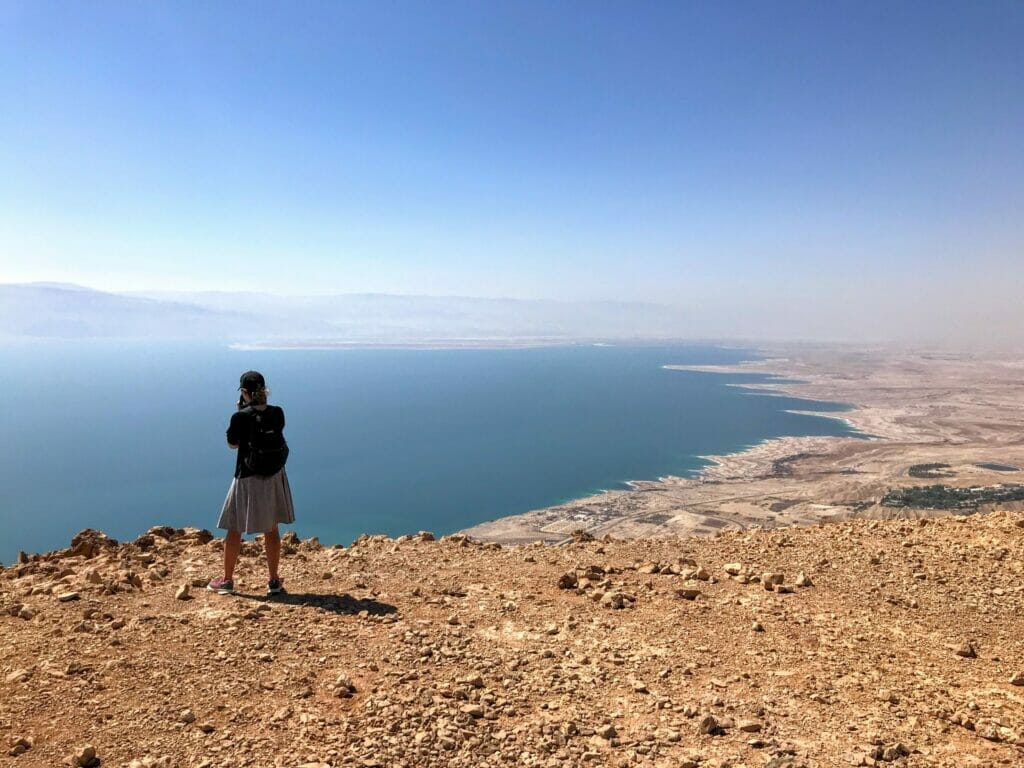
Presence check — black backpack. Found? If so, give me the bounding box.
[242,406,290,476]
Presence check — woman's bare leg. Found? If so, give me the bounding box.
[264,525,281,581]
[223,530,242,580]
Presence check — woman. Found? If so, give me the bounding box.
[208,370,295,596]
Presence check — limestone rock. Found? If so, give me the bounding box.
[332,674,357,698]
[6,668,30,684]
[70,529,118,559]
[954,642,977,658]
[72,744,99,767]
[699,714,723,736]
[8,736,33,757]
[557,572,578,589]
[460,672,484,688]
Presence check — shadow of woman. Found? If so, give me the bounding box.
[232,591,397,617]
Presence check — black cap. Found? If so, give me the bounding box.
[239,370,266,394]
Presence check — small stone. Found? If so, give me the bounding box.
[738,719,762,732]
[333,674,357,697]
[58,591,80,602]
[198,723,215,734]
[461,704,484,718]
[954,642,977,658]
[1010,672,1024,686]
[692,566,711,581]
[175,583,191,600]
[557,572,578,589]
[179,708,196,723]
[544,622,559,635]
[600,592,625,610]
[761,573,784,591]
[597,724,617,739]
[882,743,910,759]
[72,744,98,767]
[675,588,701,601]
[632,680,649,693]
[724,563,744,576]
[17,606,35,620]
[460,673,484,688]
[752,621,765,632]
[5,669,30,684]
[795,571,814,587]
[699,714,722,736]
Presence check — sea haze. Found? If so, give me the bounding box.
[0,343,860,563]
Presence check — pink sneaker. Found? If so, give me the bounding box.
[206,577,234,595]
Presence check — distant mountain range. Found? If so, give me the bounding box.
[0,283,693,344]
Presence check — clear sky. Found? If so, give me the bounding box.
[1,1,1022,332]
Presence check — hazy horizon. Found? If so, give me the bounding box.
[3,280,1023,349]
[2,3,1022,345]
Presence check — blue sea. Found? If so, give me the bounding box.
[0,342,860,563]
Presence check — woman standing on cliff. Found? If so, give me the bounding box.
[208,370,295,596]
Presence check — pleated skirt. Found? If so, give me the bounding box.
[217,468,296,534]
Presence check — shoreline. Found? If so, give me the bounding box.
[532,359,870,527]
[460,345,1024,544]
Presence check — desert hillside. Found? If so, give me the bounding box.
[4,515,1024,768]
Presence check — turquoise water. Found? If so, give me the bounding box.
[0,342,859,563]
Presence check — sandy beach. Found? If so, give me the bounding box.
[462,344,1024,544]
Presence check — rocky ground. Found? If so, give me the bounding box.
[4,516,1024,768]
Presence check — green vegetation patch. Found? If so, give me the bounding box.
[882,484,1024,511]
[908,463,953,479]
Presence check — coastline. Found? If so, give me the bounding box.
[460,344,1024,544]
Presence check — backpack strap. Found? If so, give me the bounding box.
[242,405,261,458]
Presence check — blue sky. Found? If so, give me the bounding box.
[1,1,1021,309]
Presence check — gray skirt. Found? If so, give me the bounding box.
[218,469,296,534]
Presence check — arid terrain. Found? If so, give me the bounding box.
[5,516,1024,768]
[464,346,1024,544]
